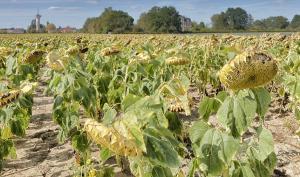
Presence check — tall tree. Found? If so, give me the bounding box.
[82,8,134,33]
[211,12,228,30]
[82,17,99,33]
[191,21,200,32]
[250,16,289,30]
[136,6,181,33]
[46,23,56,33]
[263,16,289,29]
[225,8,251,30]
[251,20,266,30]
[290,15,300,29]
[191,21,207,32]
[199,22,206,29]
[211,7,252,30]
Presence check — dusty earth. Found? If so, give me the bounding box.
[0,84,300,177]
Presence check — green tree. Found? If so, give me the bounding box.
[211,7,252,30]
[199,22,206,30]
[263,16,289,30]
[251,16,289,31]
[191,21,200,32]
[211,12,228,30]
[82,7,134,33]
[225,8,251,30]
[289,15,300,29]
[191,21,207,32]
[251,20,266,30]
[247,14,254,28]
[82,17,99,33]
[46,23,56,33]
[136,6,181,33]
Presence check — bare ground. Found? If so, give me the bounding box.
[1,85,300,177]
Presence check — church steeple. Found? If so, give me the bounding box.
[36,9,41,32]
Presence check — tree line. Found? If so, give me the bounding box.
[82,7,182,33]
[82,6,300,33]
[210,7,300,32]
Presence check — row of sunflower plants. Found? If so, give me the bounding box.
[0,44,42,170]
[44,41,193,177]
[281,38,300,135]
[188,51,279,177]
[0,33,298,176]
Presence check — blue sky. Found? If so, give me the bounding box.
[0,0,299,29]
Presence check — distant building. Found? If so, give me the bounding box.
[27,11,46,33]
[7,28,26,34]
[180,15,192,32]
[0,29,6,33]
[36,9,42,32]
[0,28,25,34]
[58,26,77,33]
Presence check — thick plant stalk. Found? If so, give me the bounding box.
[83,119,141,157]
[219,52,278,90]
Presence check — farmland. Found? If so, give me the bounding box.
[0,33,300,177]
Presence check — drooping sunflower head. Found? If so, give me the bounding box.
[84,119,142,157]
[100,46,120,57]
[23,50,45,64]
[0,47,14,62]
[66,45,80,56]
[166,56,190,66]
[0,90,20,108]
[219,51,278,91]
[0,47,13,56]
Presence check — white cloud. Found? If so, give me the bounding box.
[48,6,81,11]
[0,0,95,4]
[48,6,61,10]
[86,0,100,4]
[6,0,55,3]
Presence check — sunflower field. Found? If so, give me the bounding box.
[0,33,300,177]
